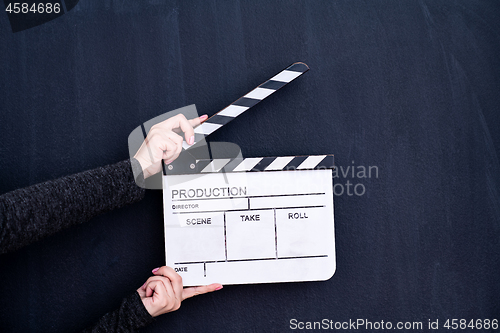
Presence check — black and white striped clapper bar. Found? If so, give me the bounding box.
[162,62,336,286]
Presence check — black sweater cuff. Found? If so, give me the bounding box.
[82,291,154,332]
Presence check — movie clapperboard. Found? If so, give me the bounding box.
[162,62,336,286]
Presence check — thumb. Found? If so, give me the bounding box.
[182,283,223,300]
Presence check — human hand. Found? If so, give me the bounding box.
[137,266,223,317]
[134,114,208,179]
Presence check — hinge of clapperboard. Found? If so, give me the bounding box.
[162,62,334,176]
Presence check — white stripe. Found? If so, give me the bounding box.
[182,141,191,150]
[218,105,249,117]
[201,159,231,173]
[232,157,263,172]
[270,70,302,82]
[194,122,223,135]
[264,156,294,171]
[297,155,327,169]
[244,87,275,100]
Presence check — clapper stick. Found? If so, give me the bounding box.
[182,62,309,149]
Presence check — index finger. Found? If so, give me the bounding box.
[188,114,208,128]
[182,283,223,301]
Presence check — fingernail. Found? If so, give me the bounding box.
[215,285,223,291]
[200,114,208,121]
[142,282,146,289]
[152,267,160,273]
[164,160,172,165]
[189,135,194,145]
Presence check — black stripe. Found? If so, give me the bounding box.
[195,159,212,171]
[284,156,308,170]
[140,124,147,138]
[251,157,276,171]
[260,80,286,90]
[315,155,334,169]
[287,62,309,73]
[206,114,234,126]
[221,158,244,173]
[232,97,261,108]
[161,160,166,175]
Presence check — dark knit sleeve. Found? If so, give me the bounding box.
[82,292,154,333]
[0,159,146,254]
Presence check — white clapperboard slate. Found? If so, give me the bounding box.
[162,63,336,286]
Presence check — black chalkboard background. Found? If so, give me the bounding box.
[1,1,499,332]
